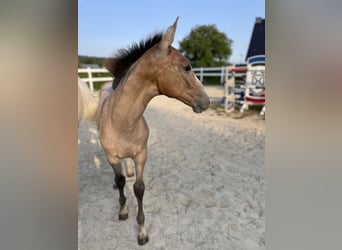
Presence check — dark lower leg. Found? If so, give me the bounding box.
[111,163,128,220]
[115,174,128,220]
[134,178,149,245]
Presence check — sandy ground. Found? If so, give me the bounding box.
[78,85,265,250]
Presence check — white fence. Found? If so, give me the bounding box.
[78,67,246,91]
[193,67,225,83]
[78,68,113,92]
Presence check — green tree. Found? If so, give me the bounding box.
[179,25,232,67]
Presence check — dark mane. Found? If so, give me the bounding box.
[105,33,163,89]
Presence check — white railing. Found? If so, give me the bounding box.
[78,67,246,91]
[193,67,226,83]
[78,68,113,92]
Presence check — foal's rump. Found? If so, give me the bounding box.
[78,79,100,123]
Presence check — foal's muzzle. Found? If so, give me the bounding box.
[192,94,210,113]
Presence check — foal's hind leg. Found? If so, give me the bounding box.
[133,149,149,245]
[124,158,135,177]
[110,163,128,220]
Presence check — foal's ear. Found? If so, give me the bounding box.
[158,17,179,53]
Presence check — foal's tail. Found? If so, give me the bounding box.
[78,79,99,122]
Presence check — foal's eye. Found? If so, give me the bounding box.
[183,65,192,72]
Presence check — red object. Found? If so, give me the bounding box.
[230,68,248,73]
[246,96,265,104]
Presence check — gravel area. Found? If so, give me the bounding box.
[78,86,265,250]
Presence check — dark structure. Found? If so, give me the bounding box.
[245,17,265,61]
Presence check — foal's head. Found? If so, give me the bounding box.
[152,17,210,113]
[106,17,210,113]
[150,17,210,113]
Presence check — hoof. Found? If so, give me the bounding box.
[119,213,128,220]
[137,235,149,245]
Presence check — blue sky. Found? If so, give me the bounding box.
[78,0,265,64]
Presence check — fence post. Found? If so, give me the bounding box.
[87,67,94,92]
[220,67,225,84]
[200,67,204,82]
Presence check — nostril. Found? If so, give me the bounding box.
[205,98,210,106]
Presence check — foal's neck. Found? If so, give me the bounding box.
[111,72,159,128]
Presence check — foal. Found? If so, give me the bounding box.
[96,17,209,245]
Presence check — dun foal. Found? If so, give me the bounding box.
[81,17,210,245]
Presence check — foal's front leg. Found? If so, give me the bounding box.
[134,148,149,245]
[110,162,128,220]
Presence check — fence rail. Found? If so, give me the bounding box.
[78,67,246,91]
[192,67,226,82]
[78,68,112,91]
